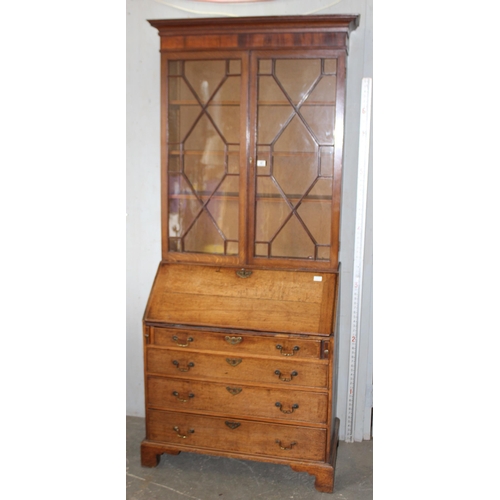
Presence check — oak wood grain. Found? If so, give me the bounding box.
[151,326,325,359]
[147,375,328,424]
[146,348,329,388]
[147,409,326,462]
[144,263,337,335]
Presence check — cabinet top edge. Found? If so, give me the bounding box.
[148,14,360,33]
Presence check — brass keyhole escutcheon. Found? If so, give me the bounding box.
[236,269,252,278]
[275,439,297,450]
[172,335,194,347]
[225,421,241,430]
[274,370,298,382]
[275,402,299,414]
[173,426,194,439]
[172,391,195,403]
[226,358,242,367]
[276,345,300,357]
[226,387,243,396]
[172,360,195,372]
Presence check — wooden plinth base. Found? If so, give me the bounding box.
[140,417,341,494]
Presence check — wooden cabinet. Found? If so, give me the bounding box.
[141,15,359,493]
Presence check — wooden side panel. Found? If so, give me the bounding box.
[144,264,337,335]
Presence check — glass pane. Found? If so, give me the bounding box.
[226,241,238,255]
[227,150,239,174]
[184,114,225,152]
[168,76,198,103]
[183,152,225,198]
[211,76,240,103]
[184,210,225,254]
[275,59,320,104]
[184,60,226,104]
[271,216,315,259]
[255,177,290,242]
[300,106,335,144]
[208,103,240,144]
[228,60,241,75]
[307,76,337,104]
[307,178,333,198]
[255,242,269,257]
[317,246,330,260]
[168,154,181,173]
[168,173,203,245]
[207,196,239,241]
[169,173,195,197]
[297,200,332,245]
[320,147,334,177]
[259,59,272,74]
[169,238,182,252]
[256,146,271,176]
[273,154,317,198]
[257,105,293,145]
[274,115,316,153]
[168,102,201,144]
[214,175,239,196]
[323,59,337,75]
[168,60,182,76]
[258,76,288,103]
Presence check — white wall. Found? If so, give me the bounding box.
[126,0,373,442]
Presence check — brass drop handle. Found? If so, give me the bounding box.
[172,360,195,372]
[275,439,297,450]
[172,391,194,403]
[274,370,298,382]
[225,336,243,345]
[172,335,194,347]
[173,426,194,439]
[275,402,299,414]
[276,344,300,357]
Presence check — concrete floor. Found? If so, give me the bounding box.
[127,416,373,499]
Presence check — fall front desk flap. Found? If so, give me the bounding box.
[144,263,337,335]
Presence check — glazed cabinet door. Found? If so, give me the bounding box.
[248,51,345,270]
[163,52,249,264]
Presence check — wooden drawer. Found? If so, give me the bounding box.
[147,409,326,462]
[147,376,328,424]
[150,327,325,360]
[146,348,329,388]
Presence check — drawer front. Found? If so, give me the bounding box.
[147,376,328,424]
[146,348,328,388]
[151,327,324,360]
[147,409,326,462]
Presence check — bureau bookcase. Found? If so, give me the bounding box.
[141,15,359,493]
